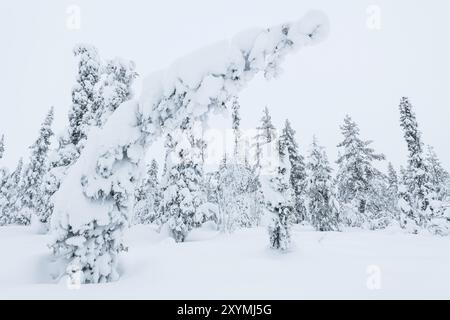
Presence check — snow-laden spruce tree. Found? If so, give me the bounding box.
[134,159,161,224]
[424,146,449,203]
[0,137,10,225]
[265,141,294,251]
[256,107,277,145]
[0,158,24,226]
[254,106,277,170]
[21,108,54,225]
[50,12,330,283]
[386,162,400,221]
[280,119,307,223]
[335,115,385,228]
[0,135,4,160]
[36,168,60,228]
[306,137,339,231]
[159,119,206,242]
[68,45,101,148]
[423,146,450,235]
[398,97,432,232]
[90,58,138,128]
[0,135,6,185]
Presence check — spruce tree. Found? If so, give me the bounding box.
[256,107,277,144]
[160,120,206,242]
[306,137,339,231]
[266,141,294,251]
[280,119,307,223]
[231,98,241,157]
[0,135,7,225]
[90,58,137,128]
[0,135,4,160]
[134,159,161,224]
[254,106,277,171]
[0,158,24,225]
[398,97,431,230]
[21,108,54,224]
[424,145,449,202]
[335,115,385,227]
[68,44,101,147]
[387,162,400,219]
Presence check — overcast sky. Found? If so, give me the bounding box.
[0,0,449,172]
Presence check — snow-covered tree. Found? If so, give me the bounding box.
[0,158,25,226]
[134,159,161,224]
[90,58,138,128]
[256,107,277,145]
[231,97,241,157]
[386,162,400,219]
[254,106,277,169]
[0,135,8,225]
[422,146,450,235]
[398,97,432,232]
[21,108,54,224]
[160,120,206,242]
[279,119,307,223]
[68,44,101,148]
[213,98,262,231]
[0,135,4,160]
[216,156,257,231]
[306,137,339,231]
[424,146,449,202]
[50,12,329,283]
[335,115,385,228]
[48,51,138,231]
[265,141,294,251]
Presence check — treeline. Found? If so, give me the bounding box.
[132,97,450,252]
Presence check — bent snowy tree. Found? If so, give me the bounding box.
[50,11,330,284]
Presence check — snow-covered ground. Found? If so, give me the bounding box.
[1,224,449,299]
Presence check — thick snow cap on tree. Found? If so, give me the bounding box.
[139,10,329,141]
[52,100,142,230]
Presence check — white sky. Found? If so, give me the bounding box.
[0,0,449,172]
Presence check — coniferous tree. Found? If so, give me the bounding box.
[0,135,4,160]
[21,108,54,224]
[266,141,294,251]
[398,97,432,231]
[0,158,25,225]
[254,106,277,171]
[256,107,277,145]
[90,58,137,128]
[424,146,449,203]
[0,135,7,224]
[68,44,101,148]
[49,50,137,229]
[335,115,385,228]
[280,119,307,223]
[306,137,339,231]
[387,162,400,220]
[134,159,161,224]
[160,120,206,242]
[231,98,241,157]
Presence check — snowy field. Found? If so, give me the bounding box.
[1,224,449,300]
